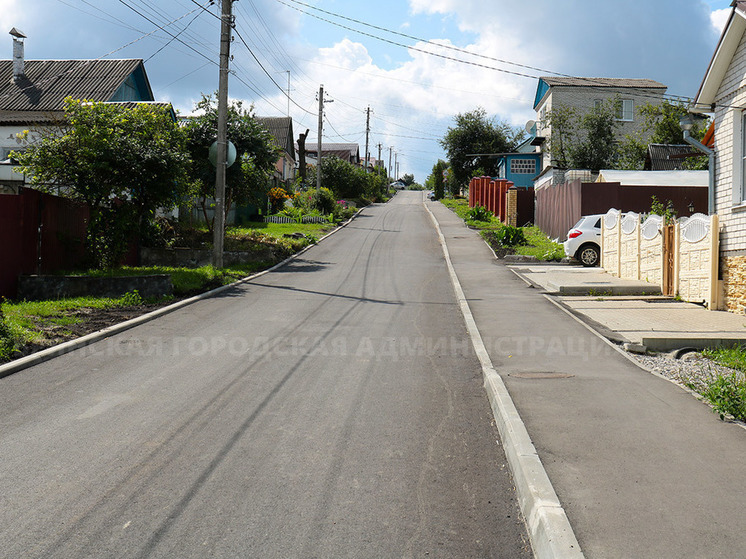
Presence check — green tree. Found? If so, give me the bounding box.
[545,104,577,169]
[183,94,280,231]
[614,100,710,170]
[427,159,448,200]
[568,99,619,171]
[440,107,524,192]
[16,97,189,268]
[401,173,415,186]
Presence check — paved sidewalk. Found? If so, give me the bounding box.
[509,263,746,351]
[428,201,746,559]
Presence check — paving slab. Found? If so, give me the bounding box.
[556,296,746,351]
[509,264,661,296]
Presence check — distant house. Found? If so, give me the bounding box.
[0,30,159,190]
[692,0,746,313]
[533,76,667,177]
[255,116,295,187]
[302,142,361,166]
[495,137,542,188]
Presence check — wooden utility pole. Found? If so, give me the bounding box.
[317,84,323,190]
[213,0,232,268]
[364,105,370,172]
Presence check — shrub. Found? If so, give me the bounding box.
[495,225,526,247]
[466,205,493,222]
[701,372,746,421]
[268,187,290,214]
[309,187,336,215]
[118,290,144,307]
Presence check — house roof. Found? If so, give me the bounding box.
[0,59,153,112]
[644,144,698,171]
[596,170,708,187]
[695,2,746,109]
[255,116,295,159]
[301,142,360,162]
[534,76,667,109]
[540,77,666,89]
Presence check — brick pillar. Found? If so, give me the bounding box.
[507,187,518,227]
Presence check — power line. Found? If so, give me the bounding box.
[274,0,694,105]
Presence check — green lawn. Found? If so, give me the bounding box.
[439,198,563,260]
[0,220,339,363]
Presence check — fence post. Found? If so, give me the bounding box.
[709,214,720,309]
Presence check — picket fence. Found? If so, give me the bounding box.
[601,208,720,309]
[264,215,329,224]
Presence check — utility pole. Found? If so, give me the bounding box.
[377,143,382,172]
[364,105,371,173]
[394,152,398,181]
[285,70,290,117]
[388,146,393,180]
[316,84,324,190]
[213,0,233,268]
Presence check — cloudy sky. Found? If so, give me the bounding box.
[0,0,735,182]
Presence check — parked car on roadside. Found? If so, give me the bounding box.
[427,191,436,200]
[563,214,603,267]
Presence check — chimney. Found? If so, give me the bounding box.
[9,27,26,81]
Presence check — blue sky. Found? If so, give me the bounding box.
[0,0,736,182]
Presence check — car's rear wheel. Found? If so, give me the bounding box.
[577,243,600,267]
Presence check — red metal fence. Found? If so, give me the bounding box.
[0,189,89,298]
[468,176,534,227]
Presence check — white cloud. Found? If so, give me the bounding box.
[0,1,23,36]
[710,8,730,34]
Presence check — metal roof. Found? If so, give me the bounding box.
[539,77,666,89]
[644,144,698,171]
[0,59,150,112]
[255,116,295,158]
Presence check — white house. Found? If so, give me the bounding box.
[533,76,668,174]
[693,0,746,313]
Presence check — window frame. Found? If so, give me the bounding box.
[615,98,634,122]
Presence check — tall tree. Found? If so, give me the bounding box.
[183,93,280,231]
[568,99,619,172]
[427,159,448,200]
[546,100,619,172]
[440,108,524,192]
[16,97,189,268]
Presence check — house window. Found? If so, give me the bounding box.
[510,158,537,175]
[1,147,25,162]
[615,99,634,121]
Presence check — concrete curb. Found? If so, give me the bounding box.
[425,202,583,559]
[0,210,363,379]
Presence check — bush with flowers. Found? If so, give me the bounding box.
[268,187,290,214]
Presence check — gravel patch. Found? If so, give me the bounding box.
[631,351,743,394]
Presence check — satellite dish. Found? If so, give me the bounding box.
[209,140,237,168]
[525,120,537,135]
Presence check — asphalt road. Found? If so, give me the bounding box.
[0,191,531,558]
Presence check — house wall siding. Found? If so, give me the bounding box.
[713,25,746,254]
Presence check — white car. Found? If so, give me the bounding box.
[563,214,603,267]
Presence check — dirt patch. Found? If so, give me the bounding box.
[7,303,171,362]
